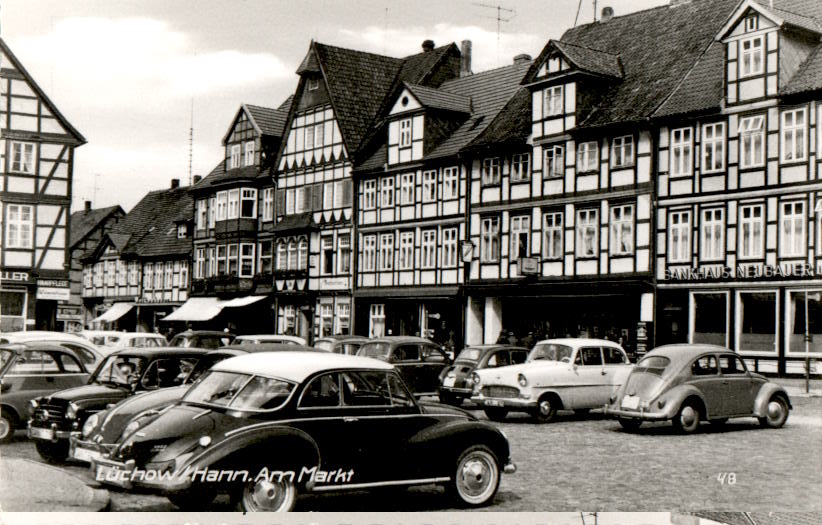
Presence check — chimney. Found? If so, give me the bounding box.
[193,175,202,185]
[84,200,92,213]
[601,6,614,22]
[513,53,532,65]
[460,40,472,77]
[171,178,180,189]
[422,39,435,53]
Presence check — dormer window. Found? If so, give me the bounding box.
[244,141,255,166]
[177,224,187,238]
[544,86,563,117]
[308,78,320,91]
[740,36,763,77]
[399,118,412,147]
[548,56,561,73]
[744,15,758,33]
[229,144,241,169]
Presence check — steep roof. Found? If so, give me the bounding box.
[69,205,123,249]
[783,43,822,95]
[403,82,472,113]
[551,41,623,78]
[469,87,532,149]
[246,96,292,137]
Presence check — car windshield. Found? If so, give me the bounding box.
[183,370,295,411]
[314,340,335,352]
[91,355,147,386]
[528,344,573,362]
[456,348,482,362]
[635,355,670,376]
[0,349,14,371]
[358,342,391,359]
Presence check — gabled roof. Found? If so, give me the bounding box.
[222,96,292,144]
[782,43,822,95]
[469,88,532,149]
[0,38,86,144]
[546,40,623,79]
[69,205,124,250]
[717,0,822,40]
[402,82,472,113]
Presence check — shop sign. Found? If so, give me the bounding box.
[636,321,648,356]
[664,262,822,281]
[319,277,348,290]
[56,305,82,322]
[518,257,540,275]
[1,271,30,283]
[36,287,71,301]
[37,279,69,288]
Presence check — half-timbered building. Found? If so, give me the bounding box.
[0,38,86,331]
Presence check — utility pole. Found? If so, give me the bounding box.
[472,3,516,65]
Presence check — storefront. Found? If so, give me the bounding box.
[162,295,273,335]
[1,271,34,331]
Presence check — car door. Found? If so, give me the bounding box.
[687,354,724,418]
[419,344,450,394]
[718,354,758,416]
[390,344,422,394]
[602,346,632,393]
[571,346,608,408]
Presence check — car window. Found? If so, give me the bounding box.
[511,350,528,364]
[141,358,193,389]
[61,343,96,364]
[691,355,719,376]
[636,355,670,375]
[300,373,342,408]
[232,375,294,410]
[487,351,511,368]
[421,345,447,363]
[580,347,603,366]
[358,342,391,359]
[393,344,419,362]
[58,353,84,373]
[719,355,747,375]
[341,343,361,355]
[10,351,60,374]
[342,371,392,406]
[603,347,627,364]
[387,372,415,407]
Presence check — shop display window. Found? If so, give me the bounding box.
[737,291,778,353]
[786,290,822,355]
[0,290,26,332]
[690,292,728,347]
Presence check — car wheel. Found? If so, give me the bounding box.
[483,408,508,422]
[758,395,789,429]
[672,402,701,434]
[168,486,216,510]
[532,396,557,423]
[449,445,500,507]
[35,439,70,463]
[235,471,297,512]
[0,410,16,444]
[618,418,642,431]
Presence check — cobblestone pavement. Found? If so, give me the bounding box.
[1,396,819,512]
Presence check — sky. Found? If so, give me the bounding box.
[3,0,670,212]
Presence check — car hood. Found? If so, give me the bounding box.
[418,400,475,419]
[95,386,189,443]
[39,383,130,407]
[476,360,564,382]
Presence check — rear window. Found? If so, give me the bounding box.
[358,342,391,359]
[456,348,482,361]
[635,355,670,376]
[315,340,336,352]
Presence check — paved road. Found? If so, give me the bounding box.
[1,396,820,512]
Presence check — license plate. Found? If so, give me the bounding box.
[484,399,504,407]
[621,395,640,410]
[95,463,132,488]
[443,376,456,387]
[29,427,54,440]
[72,446,103,463]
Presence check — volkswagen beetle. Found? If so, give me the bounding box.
[438,345,529,405]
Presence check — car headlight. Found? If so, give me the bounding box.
[28,399,40,417]
[120,419,143,441]
[199,435,212,447]
[66,402,80,420]
[446,370,456,378]
[470,372,480,385]
[517,374,528,387]
[82,413,100,438]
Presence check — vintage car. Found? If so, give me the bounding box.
[604,344,791,433]
[0,331,104,368]
[69,343,325,464]
[0,343,91,443]
[81,331,168,350]
[357,336,452,396]
[438,345,529,405]
[92,352,515,511]
[169,330,234,349]
[470,338,633,422]
[27,347,208,462]
[314,335,369,355]
[234,334,307,346]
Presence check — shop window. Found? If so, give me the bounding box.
[786,290,822,355]
[370,304,385,338]
[337,303,351,335]
[575,209,598,258]
[780,201,805,257]
[543,211,563,260]
[610,204,634,255]
[691,292,728,347]
[668,210,691,263]
[280,305,297,335]
[737,291,778,353]
[0,290,26,332]
[510,215,530,261]
[319,304,334,337]
[739,204,764,259]
[701,208,725,261]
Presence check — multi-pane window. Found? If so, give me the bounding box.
[228,244,239,275]
[319,304,334,337]
[298,238,308,270]
[276,242,286,271]
[208,196,216,228]
[294,187,307,213]
[400,173,414,204]
[207,247,214,277]
[117,260,127,286]
[216,245,227,275]
[399,231,414,270]
[510,215,530,261]
[399,118,412,147]
[177,224,187,239]
[482,158,501,185]
[740,36,763,77]
[740,115,765,168]
[363,180,376,209]
[287,241,297,270]
[227,189,240,219]
[702,123,725,173]
[128,262,138,286]
[576,141,598,172]
[179,261,188,289]
[669,210,692,263]
[107,261,116,287]
[421,230,436,269]
[216,191,227,221]
[323,182,334,209]
[321,236,335,274]
[10,142,35,173]
[258,241,273,274]
[544,145,564,178]
[281,305,296,335]
[379,233,394,270]
[422,170,437,202]
[153,261,162,288]
[543,211,563,260]
[240,188,257,218]
[740,204,764,258]
[671,127,693,176]
[780,202,805,257]
[442,228,458,268]
[285,188,295,215]
[262,188,274,221]
[380,176,394,207]
[337,303,351,335]
[5,204,33,248]
[576,209,598,258]
[197,200,207,230]
[362,235,376,271]
[781,109,806,162]
[143,263,152,289]
[511,153,530,182]
[443,167,459,199]
[701,208,724,261]
[612,136,634,167]
[305,124,314,150]
[239,243,255,277]
[229,144,241,169]
[337,234,351,274]
[244,141,255,166]
[480,217,500,262]
[610,204,634,255]
[165,262,173,289]
[543,85,563,116]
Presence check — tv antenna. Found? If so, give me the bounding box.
[472,2,516,65]
[188,99,194,186]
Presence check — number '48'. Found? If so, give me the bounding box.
[717,472,737,485]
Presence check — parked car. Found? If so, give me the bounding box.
[69,343,324,463]
[0,343,91,443]
[81,331,168,350]
[604,344,791,433]
[438,345,529,405]
[357,336,452,396]
[470,338,633,422]
[169,330,234,349]
[234,334,307,346]
[0,331,104,368]
[92,351,515,511]
[27,347,209,462]
[314,335,369,355]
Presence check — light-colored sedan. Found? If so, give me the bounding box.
[470,338,633,422]
[81,331,167,350]
[233,334,307,346]
[0,331,104,369]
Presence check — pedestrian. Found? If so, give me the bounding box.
[496,328,508,344]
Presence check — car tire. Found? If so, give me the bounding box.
[532,396,557,423]
[168,486,216,510]
[234,470,297,512]
[35,439,70,463]
[617,418,642,431]
[483,408,508,422]
[449,445,500,508]
[758,395,789,429]
[672,401,701,434]
[0,410,16,444]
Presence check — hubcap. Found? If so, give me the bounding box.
[539,400,551,415]
[680,406,697,428]
[767,401,784,421]
[246,478,291,511]
[458,453,495,501]
[0,418,10,439]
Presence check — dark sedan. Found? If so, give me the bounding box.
[314,335,369,355]
[437,345,529,405]
[357,336,452,396]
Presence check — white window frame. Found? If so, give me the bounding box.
[262,188,274,221]
[378,233,394,271]
[227,244,239,276]
[700,208,725,261]
[143,263,153,289]
[510,215,530,261]
[363,235,377,271]
[10,142,35,174]
[511,153,530,182]
[575,209,598,259]
[443,167,459,199]
[399,118,412,147]
[610,204,634,256]
[196,199,207,230]
[781,108,806,162]
[298,238,308,270]
[294,187,306,214]
[337,234,351,274]
[780,201,805,257]
[257,240,273,275]
[670,127,693,176]
[380,176,394,207]
[421,229,436,269]
[239,243,255,277]
[702,122,725,173]
[740,115,765,169]
[442,227,458,268]
[244,141,255,167]
[740,35,764,78]
[337,303,351,335]
[240,188,257,218]
[276,242,287,271]
[229,144,241,169]
[195,247,205,279]
[215,191,227,221]
[164,261,173,289]
[612,136,634,168]
[5,204,33,249]
[543,211,563,260]
[422,170,437,202]
[543,85,563,116]
[227,189,240,219]
[576,141,598,172]
[544,145,564,178]
[669,210,692,263]
[400,173,414,205]
[399,231,414,270]
[285,188,295,215]
[739,203,764,259]
[314,123,325,148]
[482,158,500,185]
[480,217,500,262]
[363,180,376,210]
[308,78,320,91]
[287,241,297,271]
[321,236,335,275]
[216,245,227,275]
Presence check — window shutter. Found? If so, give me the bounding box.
[343,179,353,207]
[303,186,313,212]
[313,183,323,211]
[275,189,285,216]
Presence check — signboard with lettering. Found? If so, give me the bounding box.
[319,277,348,290]
[518,257,540,275]
[56,305,83,322]
[664,262,822,282]
[1,271,31,283]
[37,287,71,301]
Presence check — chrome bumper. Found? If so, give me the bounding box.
[470,395,534,409]
[27,422,79,441]
[503,460,517,474]
[603,405,669,421]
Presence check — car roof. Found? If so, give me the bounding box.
[533,338,624,348]
[0,342,80,354]
[463,344,528,351]
[644,344,734,367]
[363,336,437,345]
[172,330,234,338]
[1,331,93,343]
[316,335,369,343]
[212,351,393,383]
[221,343,322,353]
[108,346,210,357]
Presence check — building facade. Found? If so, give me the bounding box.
[0,38,85,331]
